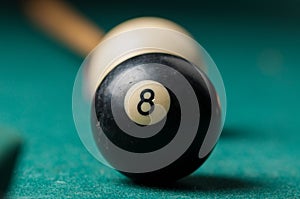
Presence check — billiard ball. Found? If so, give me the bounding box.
[72,17,226,183]
[91,52,215,183]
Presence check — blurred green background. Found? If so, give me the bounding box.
[0,0,300,198]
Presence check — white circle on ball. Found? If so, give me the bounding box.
[124,80,171,126]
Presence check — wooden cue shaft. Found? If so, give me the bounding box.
[23,0,105,57]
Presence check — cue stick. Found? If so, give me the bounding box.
[23,0,104,57]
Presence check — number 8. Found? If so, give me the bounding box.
[137,89,155,116]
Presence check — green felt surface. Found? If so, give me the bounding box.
[1,1,300,198]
